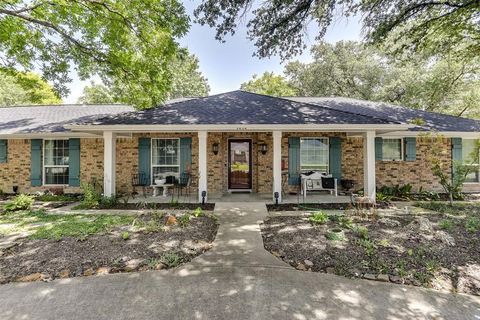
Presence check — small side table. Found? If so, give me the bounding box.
[151,184,174,197]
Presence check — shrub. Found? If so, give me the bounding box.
[354,226,369,240]
[338,216,353,229]
[160,252,182,268]
[355,238,375,256]
[178,213,192,227]
[3,194,35,212]
[99,195,118,208]
[193,207,203,217]
[309,211,329,225]
[465,217,480,232]
[80,181,101,208]
[439,219,454,232]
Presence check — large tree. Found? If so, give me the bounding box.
[240,72,297,97]
[77,83,114,104]
[284,41,480,117]
[194,0,479,61]
[0,0,189,109]
[0,70,61,106]
[168,50,210,99]
[78,51,210,104]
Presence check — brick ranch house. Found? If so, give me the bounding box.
[0,90,479,203]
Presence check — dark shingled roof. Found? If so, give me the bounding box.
[92,91,398,126]
[0,104,134,134]
[287,97,480,132]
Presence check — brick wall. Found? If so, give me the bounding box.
[1,134,477,196]
[0,138,102,194]
[280,133,459,193]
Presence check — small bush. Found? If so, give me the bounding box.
[439,219,454,232]
[160,252,182,268]
[178,213,192,227]
[80,182,101,208]
[465,217,480,232]
[355,238,376,256]
[309,211,329,225]
[338,216,353,229]
[3,194,35,212]
[193,207,204,217]
[99,195,118,209]
[354,226,369,240]
[378,239,390,247]
[121,231,130,240]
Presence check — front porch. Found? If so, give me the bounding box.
[128,192,352,204]
[102,129,378,204]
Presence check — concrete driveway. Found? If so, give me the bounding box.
[1,202,479,320]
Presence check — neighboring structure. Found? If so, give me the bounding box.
[0,91,479,202]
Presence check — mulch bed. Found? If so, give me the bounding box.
[0,214,218,284]
[86,203,215,211]
[261,213,479,295]
[267,202,390,211]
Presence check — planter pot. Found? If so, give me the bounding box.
[326,228,346,241]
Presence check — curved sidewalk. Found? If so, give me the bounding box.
[0,202,478,320]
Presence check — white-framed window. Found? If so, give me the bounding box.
[382,138,403,161]
[462,139,480,183]
[300,137,329,172]
[151,138,180,182]
[43,139,69,185]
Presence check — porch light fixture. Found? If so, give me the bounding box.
[212,143,219,155]
[259,142,268,155]
[201,191,207,205]
[274,192,279,205]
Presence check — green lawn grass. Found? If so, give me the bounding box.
[0,209,134,240]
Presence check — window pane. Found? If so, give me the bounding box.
[152,139,179,166]
[382,139,402,161]
[45,167,69,185]
[44,139,69,166]
[462,139,479,164]
[300,138,329,172]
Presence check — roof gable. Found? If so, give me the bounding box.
[92,91,398,126]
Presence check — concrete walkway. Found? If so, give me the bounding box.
[0,202,479,320]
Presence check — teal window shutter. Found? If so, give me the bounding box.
[404,137,416,161]
[31,139,43,186]
[288,137,300,185]
[375,137,383,161]
[138,138,151,185]
[180,137,192,174]
[451,138,462,178]
[0,140,7,163]
[329,137,342,180]
[68,138,80,186]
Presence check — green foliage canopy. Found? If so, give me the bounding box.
[0,70,61,106]
[240,72,297,97]
[194,0,480,62]
[77,51,210,104]
[0,0,189,109]
[284,41,480,117]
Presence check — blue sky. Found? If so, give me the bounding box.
[65,2,361,103]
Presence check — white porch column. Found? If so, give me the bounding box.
[273,130,282,203]
[198,131,208,203]
[103,131,116,197]
[363,131,376,201]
